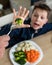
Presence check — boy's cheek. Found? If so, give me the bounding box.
[43,19,48,24]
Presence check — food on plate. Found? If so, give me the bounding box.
[25,49,39,63]
[14,50,26,65]
[16,41,38,51]
[15,18,23,25]
[14,41,40,65]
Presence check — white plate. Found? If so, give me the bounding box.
[9,40,43,65]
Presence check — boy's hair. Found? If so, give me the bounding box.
[32,1,51,17]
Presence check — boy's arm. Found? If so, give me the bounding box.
[0,23,12,35]
[45,23,52,31]
[41,23,52,34]
[0,22,23,48]
[7,28,22,48]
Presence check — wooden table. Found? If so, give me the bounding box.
[0,31,52,65]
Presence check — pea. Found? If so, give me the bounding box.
[15,18,23,25]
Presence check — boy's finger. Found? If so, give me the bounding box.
[22,24,30,28]
[17,6,22,16]
[13,9,17,24]
[24,10,29,20]
[21,8,26,17]
[13,8,17,17]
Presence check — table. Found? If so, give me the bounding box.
[0,31,52,65]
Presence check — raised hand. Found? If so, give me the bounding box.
[12,6,30,28]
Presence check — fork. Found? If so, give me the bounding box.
[7,24,16,35]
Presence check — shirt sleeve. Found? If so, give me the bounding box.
[44,23,52,31]
[7,28,22,48]
[0,23,12,35]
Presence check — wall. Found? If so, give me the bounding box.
[46,0,52,23]
[10,0,30,11]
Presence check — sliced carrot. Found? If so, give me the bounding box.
[25,49,40,63]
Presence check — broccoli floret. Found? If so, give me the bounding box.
[15,18,23,25]
[14,50,26,65]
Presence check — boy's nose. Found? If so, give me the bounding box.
[37,16,40,21]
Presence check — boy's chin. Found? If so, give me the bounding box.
[33,26,40,30]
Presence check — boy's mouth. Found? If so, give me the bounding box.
[34,23,40,26]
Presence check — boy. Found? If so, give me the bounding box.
[0,1,52,48]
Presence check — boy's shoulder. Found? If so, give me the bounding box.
[44,23,52,27]
[43,23,52,31]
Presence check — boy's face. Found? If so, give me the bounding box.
[31,8,48,30]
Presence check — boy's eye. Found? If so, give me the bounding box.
[41,17,44,19]
[34,14,38,17]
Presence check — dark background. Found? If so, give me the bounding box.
[0,0,10,9]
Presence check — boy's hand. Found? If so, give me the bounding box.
[12,6,30,28]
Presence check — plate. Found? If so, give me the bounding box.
[9,40,43,65]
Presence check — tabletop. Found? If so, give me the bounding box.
[0,31,52,65]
